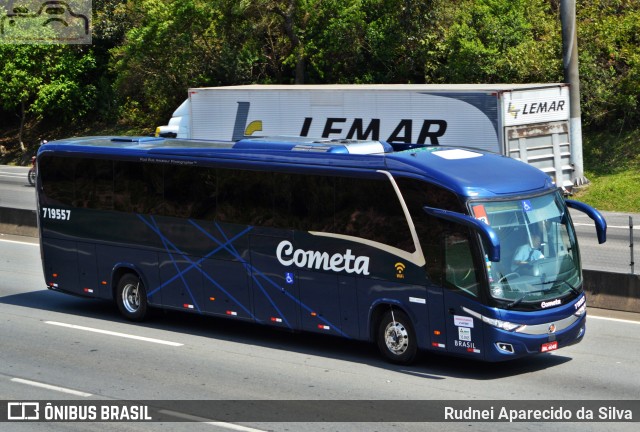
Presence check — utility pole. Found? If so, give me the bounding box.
[560,0,587,186]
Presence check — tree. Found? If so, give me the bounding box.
[111,0,262,125]
[0,45,96,149]
[577,0,640,130]
[104,0,640,132]
[244,0,442,84]
[435,0,561,83]
[259,0,308,84]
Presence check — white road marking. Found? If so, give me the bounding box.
[589,315,640,325]
[204,422,269,432]
[159,410,268,431]
[0,238,39,247]
[45,321,184,347]
[574,223,638,230]
[11,377,92,397]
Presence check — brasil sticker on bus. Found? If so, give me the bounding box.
[541,341,558,353]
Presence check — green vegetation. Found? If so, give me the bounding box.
[574,129,640,213]
[0,0,639,212]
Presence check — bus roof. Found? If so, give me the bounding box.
[39,136,555,198]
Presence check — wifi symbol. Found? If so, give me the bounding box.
[395,262,406,279]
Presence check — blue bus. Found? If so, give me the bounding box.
[36,136,606,364]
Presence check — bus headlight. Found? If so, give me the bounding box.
[462,307,525,332]
[484,316,526,332]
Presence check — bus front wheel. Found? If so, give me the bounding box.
[116,274,148,321]
[376,309,417,364]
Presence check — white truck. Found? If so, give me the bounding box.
[156,84,576,187]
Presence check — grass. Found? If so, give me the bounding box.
[572,129,640,213]
[577,170,640,212]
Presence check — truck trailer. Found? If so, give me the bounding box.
[156,84,576,188]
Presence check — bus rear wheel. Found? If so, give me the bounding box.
[377,309,417,364]
[116,273,148,321]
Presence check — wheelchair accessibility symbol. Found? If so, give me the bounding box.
[522,200,533,212]
[285,272,294,285]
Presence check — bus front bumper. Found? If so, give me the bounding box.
[484,312,587,362]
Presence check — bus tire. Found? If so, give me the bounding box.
[376,309,417,364]
[116,273,148,321]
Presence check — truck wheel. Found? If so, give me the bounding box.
[116,273,148,321]
[377,309,417,364]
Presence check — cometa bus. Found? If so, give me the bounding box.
[36,136,606,364]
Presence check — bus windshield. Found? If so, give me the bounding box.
[470,190,581,310]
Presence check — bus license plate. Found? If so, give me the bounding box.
[541,341,558,352]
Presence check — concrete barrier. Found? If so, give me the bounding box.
[583,269,640,314]
[1,205,638,314]
[0,206,38,237]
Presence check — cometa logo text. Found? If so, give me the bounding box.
[276,240,370,275]
[541,299,562,309]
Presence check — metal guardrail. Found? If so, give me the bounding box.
[630,216,635,275]
[578,214,637,275]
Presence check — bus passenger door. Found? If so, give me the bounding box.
[443,291,485,359]
[442,233,485,359]
[249,233,300,330]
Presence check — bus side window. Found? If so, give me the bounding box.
[74,159,113,210]
[40,155,76,206]
[217,169,277,226]
[164,165,216,219]
[395,177,466,284]
[334,176,414,252]
[444,231,479,298]
[114,161,164,214]
[285,173,335,232]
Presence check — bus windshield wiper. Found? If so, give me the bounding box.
[505,295,526,309]
[535,279,580,295]
[552,280,580,295]
[504,289,553,309]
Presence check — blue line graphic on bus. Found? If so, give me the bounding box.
[151,216,202,313]
[136,214,347,337]
[137,215,254,318]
